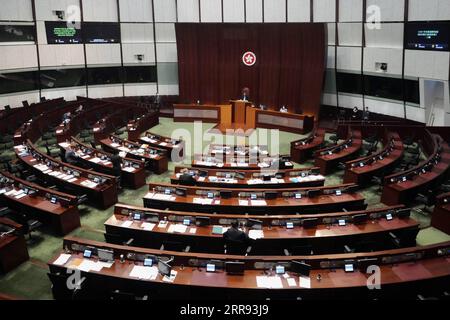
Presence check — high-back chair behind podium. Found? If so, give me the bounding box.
[229,100,252,125]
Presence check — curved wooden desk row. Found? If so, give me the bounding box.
[92,107,152,143]
[207,144,271,157]
[14,142,118,209]
[0,218,29,274]
[144,182,366,214]
[290,128,326,163]
[138,131,184,161]
[58,137,146,189]
[13,100,94,145]
[344,131,404,185]
[431,192,450,235]
[48,237,450,300]
[171,166,325,189]
[54,103,114,143]
[314,127,363,175]
[105,203,418,255]
[100,135,169,174]
[127,112,160,142]
[381,132,450,205]
[0,171,80,235]
[2,98,65,136]
[192,155,294,171]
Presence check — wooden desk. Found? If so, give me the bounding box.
[251,108,315,134]
[138,132,184,161]
[144,182,366,214]
[106,203,418,255]
[192,155,294,171]
[48,237,450,300]
[58,137,146,189]
[173,104,231,124]
[0,218,29,274]
[314,128,363,175]
[431,193,450,235]
[343,131,404,185]
[15,142,118,209]
[92,106,148,143]
[100,136,168,174]
[381,132,450,205]
[172,166,325,189]
[127,111,159,141]
[0,171,80,235]
[290,128,326,163]
[55,103,111,143]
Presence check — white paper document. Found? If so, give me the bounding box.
[299,276,311,288]
[141,222,156,231]
[129,265,158,280]
[121,220,133,228]
[248,230,264,240]
[53,253,71,266]
[256,276,283,289]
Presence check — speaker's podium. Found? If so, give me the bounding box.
[230,100,252,124]
[213,99,254,134]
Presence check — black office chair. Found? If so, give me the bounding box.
[90,141,97,149]
[4,105,11,111]
[76,194,89,206]
[284,244,313,256]
[47,272,75,300]
[414,189,436,216]
[104,233,134,246]
[329,134,339,145]
[160,241,190,252]
[45,143,60,158]
[0,206,14,218]
[224,239,252,256]
[110,290,148,301]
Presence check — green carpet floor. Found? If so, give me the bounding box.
[1,117,449,300]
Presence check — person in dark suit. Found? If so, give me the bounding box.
[65,143,79,165]
[178,172,196,186]
[110,154,122,177]
[223,221,249,243]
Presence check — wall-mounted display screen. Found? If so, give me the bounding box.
[82,22,120,44]
[45,21,82,44]
[405,22,450,51]
[0,24,35,42]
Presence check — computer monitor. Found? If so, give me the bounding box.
[133,212,142,220]
[225,261,245,275]
[183,218,191,226]
[175,188,187,197]
[220,190,232,199]
[302,218,318,229]
[290,261,311,277]
[294,193,302,199]
[335,189,342,196]
[206,264,216,272]
[143,257,154,267]
[275,265,285,274]
[207,192,214,199]
[247,219,263,229]
[195,216,210,227]
[164,188,171,195]
[307,189,321,198]
[235,172,245,180]
[50,196,57,204]
[385,212,393,221]
[352,213,368,224]
[286,221,294,229]
[344,262,354,273]
[83,249,92,258]
[144,212,160,222]
[97,249,114,262]
[157,259,172,276]
[264,191,277,200]
[338,219,346,226]
[250,194,257,200]
[396,208,411,218]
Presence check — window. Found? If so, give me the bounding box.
[124,66,157,83]
[363,75,404,101]
[40,68,86,89]
[0,71,39,94]
[404,79,420,104]
[336,72,363,95]
[0,24,35,42]
[87,67,123,85]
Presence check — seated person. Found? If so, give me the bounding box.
[178,171,196,186]
[65,143,79,165]
[62,111,72,124]
[223,221,249,243]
